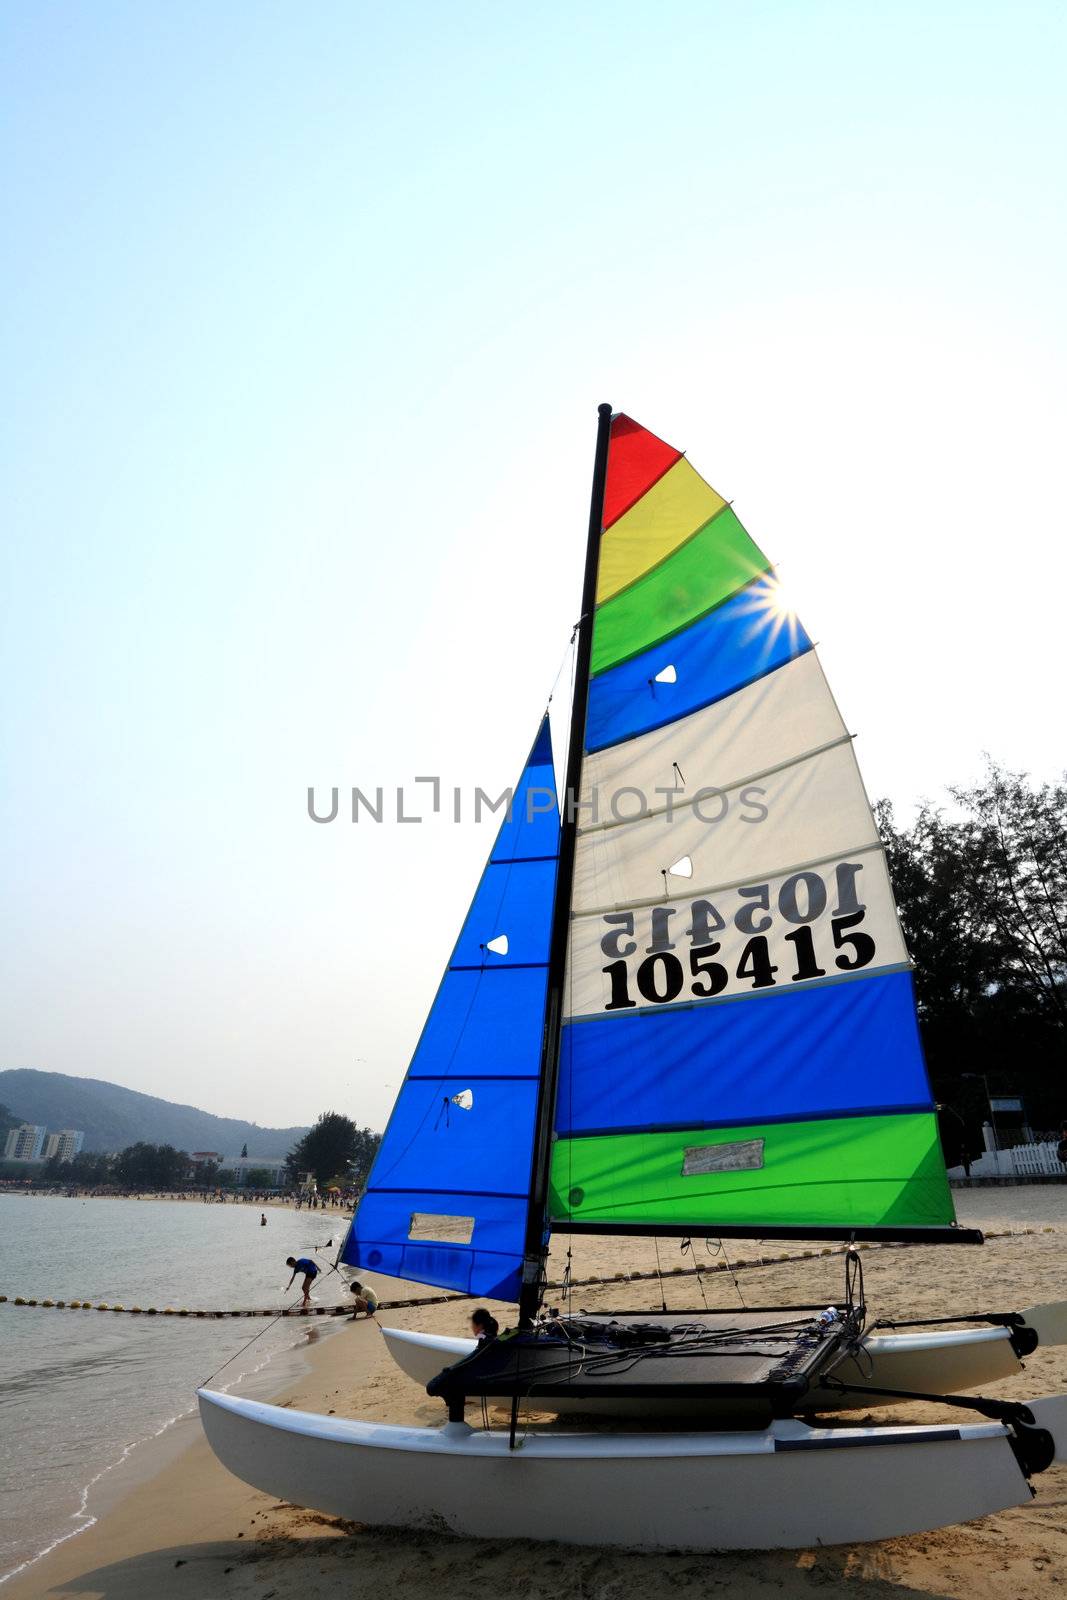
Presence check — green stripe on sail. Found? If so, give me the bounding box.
[549,1113,953,1230]
[590,506,769,677]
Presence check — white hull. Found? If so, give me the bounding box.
[198,1387,1058,1550]
[380,1323,1026,1415]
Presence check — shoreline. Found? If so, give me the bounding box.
[5,1190,1065,1600]
[0,1297,430,1600]
[0,1298,348,1594]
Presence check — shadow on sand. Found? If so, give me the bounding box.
[41,1520,985,1600]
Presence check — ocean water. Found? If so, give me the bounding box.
[0,1193,350,1583]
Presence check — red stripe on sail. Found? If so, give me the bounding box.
[602,415,682,531]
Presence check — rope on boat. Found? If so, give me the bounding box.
[0,1227,1041,1317]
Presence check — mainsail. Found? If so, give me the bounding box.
[340,719,560,1299]
[550,415,955,1236]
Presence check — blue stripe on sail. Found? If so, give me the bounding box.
[408,966,550,1078]
[367,1076,541,1193]
[554,970,932,1138]
[342,717,559,1300]
[451,858,557,967]
[586,580,813,754]
[490,747,558,862]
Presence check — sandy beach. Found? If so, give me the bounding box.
[6,1185,1065,1600]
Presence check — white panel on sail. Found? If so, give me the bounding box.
[572,741,878,917]
[563,845,908,1020]
[580,653,846,816]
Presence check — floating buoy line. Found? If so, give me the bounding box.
[0,1229,1043,1317]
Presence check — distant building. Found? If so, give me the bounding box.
[224,1155,290,1187]
[190,1151,223,1164]
[4,1124,47,1160]
[42,1129,85,1162]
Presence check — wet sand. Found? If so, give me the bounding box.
[6,1186,1065,1600]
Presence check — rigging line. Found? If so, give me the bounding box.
[681,1237,712,1313]
[843,1243,866,1331]
[545,626,578,713]
[704,1237,747,1310]
[198,1291,308,1390]
[652,1237,668,1313]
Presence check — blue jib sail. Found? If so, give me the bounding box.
[339,718,559,1299]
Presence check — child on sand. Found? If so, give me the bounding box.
[349,1280,379,1318]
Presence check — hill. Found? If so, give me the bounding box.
[0,1069,309,1158]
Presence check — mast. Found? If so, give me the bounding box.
[518,401,612,1327]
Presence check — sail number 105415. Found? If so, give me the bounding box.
[599,862,875,1011]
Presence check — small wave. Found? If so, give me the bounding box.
[0,1318,335,1587]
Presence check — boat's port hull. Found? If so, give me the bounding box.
[380,1323,1025,1417]
[197,1388,1038,1550]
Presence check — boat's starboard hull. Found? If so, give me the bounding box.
[197,1388,1040,1550]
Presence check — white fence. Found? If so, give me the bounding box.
[948,1140,1064,1181]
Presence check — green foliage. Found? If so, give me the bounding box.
[41,1149,115,1185]
[0,1102,21,1136]
[113,1142,189,1188]
[878,759,1066,1134]
[286,1112,380,1187]
[241,1166,275,1187]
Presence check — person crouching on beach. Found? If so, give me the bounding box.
[470,1308,499,1341]
[349,1281,379,1319]
[284,1255,319,1308]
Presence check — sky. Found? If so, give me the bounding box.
[2,2,1064,1133]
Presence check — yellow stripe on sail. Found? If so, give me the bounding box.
[596,458,726,604]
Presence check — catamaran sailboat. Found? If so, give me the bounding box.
[200,405,1064,1549]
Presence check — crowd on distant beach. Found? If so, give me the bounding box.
[0,1183,358,1209]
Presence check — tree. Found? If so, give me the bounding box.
[877,761,1066,1134]
[350,1125,381,1189]
[286,1111,377,1186]
[241,1143,248,1158]
[113,1142,189,1188]
[58,1150,115,1186]
[242,1166,274,1188]
[948,761,1067,1025]
[62,1152,113,1190]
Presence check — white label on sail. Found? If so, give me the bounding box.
[408,1213,475,1244]
[682,1140,764,1175]
[563,847,907,1020]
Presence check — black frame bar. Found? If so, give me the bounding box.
[554,1221,985,1245]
